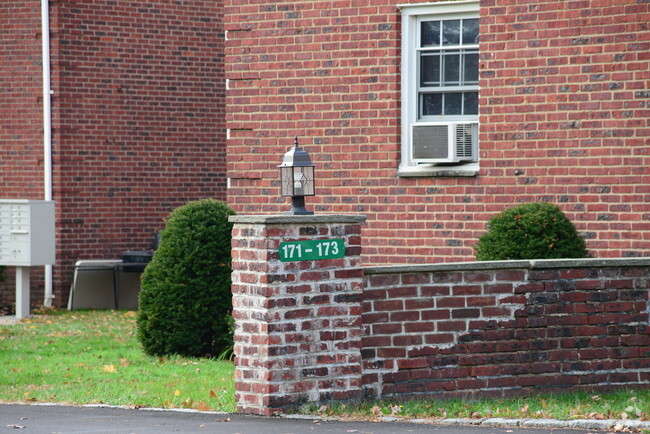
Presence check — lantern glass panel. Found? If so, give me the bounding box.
[280,167,294,196]
[297,166,314,196]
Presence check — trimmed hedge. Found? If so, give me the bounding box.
[137,199,236,358]
[475,202,588,261]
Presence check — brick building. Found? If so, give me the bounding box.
[2,0,648,309]
[1,1,226,307]
[225,0,650,265]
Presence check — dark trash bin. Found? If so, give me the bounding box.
[121,251,153,272]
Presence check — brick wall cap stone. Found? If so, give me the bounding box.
[229,215,367,225]
[530,258,650,269]
[365,260,530,275]
[365,258,650,275]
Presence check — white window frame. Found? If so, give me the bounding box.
[398,1,480,177]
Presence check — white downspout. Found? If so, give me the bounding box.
[42,0,54,307]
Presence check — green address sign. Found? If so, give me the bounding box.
[279,239,345,262]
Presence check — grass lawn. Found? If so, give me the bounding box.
[301,389,649,422]
[0,309,235,412]
[0,309,648,424]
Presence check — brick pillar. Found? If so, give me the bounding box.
[229,215,366,415]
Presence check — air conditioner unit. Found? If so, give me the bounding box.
[411,122,478,164]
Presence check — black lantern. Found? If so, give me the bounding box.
[278,137,315,215]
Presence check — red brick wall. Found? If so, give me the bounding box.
[47,0,227,303]
[224,0,650,265]
[229,218,649,411]
[0,1,44,200]
[0,1,46,305]
[362,260,650,399]
[1,1,226,307]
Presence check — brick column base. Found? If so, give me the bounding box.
[229,215,366,415]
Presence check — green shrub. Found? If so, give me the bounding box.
[474,202,588,261]
[137,199,236,358]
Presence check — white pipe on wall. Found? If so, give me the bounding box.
[41,0,54,307]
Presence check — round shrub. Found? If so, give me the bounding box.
[137,199,236,358]
[474,202,588,261]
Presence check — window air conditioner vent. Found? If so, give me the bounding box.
[411,122,478,164]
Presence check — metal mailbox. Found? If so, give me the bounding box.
[0,200,55,266]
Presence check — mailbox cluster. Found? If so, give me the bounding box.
[0,200,55,319]
[0,200,55,267]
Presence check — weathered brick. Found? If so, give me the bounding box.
[224,0,650,409]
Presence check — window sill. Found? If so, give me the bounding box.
[397,163,479,178]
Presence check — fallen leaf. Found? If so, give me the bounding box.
[174,390,181,397]
[209,390,217,398]
[370,405,381,416]
[194,401,211,412]
[215,418,230,423]
[103,364,116,373]
[120,359,130,367]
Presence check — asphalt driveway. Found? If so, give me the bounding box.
[0,403,625,434]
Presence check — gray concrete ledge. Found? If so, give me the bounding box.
[364,260,529,275]
[371,415,650,431]
[530,257,650,269]
[229,214,367,224]
[364,257,650,275]
[396,165,480,178]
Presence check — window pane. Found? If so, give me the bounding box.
[462,19,479,44]
[420,53,440,86]
[420,21,440,47]
[421,93,442,116]
[463,92,479,115]
[444,92,462,115]
[442,20,460,45]
[463,52,479,84]
[443,53,460,86]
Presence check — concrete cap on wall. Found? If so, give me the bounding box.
[229,215,367,224]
